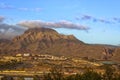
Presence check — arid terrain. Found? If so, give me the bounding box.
[0,28,120,62]
[0,28,120,80]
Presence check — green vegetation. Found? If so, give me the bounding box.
[43,65,120,80]
[44,65,64,80]
[1,76,14,80]
[0,60,23,70]
[0,65,120,80]
[33,75,40,80]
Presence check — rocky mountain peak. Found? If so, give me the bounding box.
[13,28,81,43]
[0,28,120,62]
[24,28,58,34]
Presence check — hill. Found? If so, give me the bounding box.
[0,28,120,61]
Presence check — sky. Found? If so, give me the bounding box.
[0,0,120,45]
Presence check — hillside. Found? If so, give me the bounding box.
[0,28,120,61]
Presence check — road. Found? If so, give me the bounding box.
[0,71,44,77]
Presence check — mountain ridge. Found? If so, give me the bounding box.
[0,28,120,62]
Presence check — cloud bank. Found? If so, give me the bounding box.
[0,16,26,39]
[0,16,89,39]
[18,20,89,30]
[0,24,26,39]
[0,16,5,22]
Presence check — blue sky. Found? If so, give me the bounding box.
[0,0,120,45]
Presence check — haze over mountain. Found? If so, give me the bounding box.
[0,27,120,62]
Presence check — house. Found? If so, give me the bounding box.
[23,53,30,57]
[16,54,22,57]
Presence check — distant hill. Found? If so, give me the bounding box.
[0,28,120,62]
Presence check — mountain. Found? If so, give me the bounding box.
[0,28,120,61]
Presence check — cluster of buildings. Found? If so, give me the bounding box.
[0,53,67,61]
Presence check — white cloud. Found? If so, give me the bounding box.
[18,20,89,30]
[0,16,5,22]
[0,3,42,12]
[0,22,26,39]
[0,3,14,9]
[76,14,114,24]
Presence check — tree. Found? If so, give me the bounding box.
[65,74,82,80]
[33,75,40,80]
[1,76,14,80]
[81,68,102,80]
[103,65,115,80]
[17,76,24,80]
[43,65,64,80]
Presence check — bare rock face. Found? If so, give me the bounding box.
[0,27,120,62]
[13,28,81,42]
[0,28,83,55]
[12,28,83,49]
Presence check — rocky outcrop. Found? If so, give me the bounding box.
[0,28,120,62]
[13,28,81,42]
